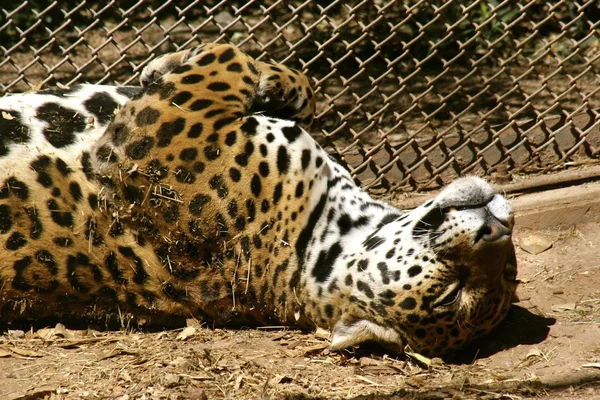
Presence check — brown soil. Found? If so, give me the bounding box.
[1,208,600,399]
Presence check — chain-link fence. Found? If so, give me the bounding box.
[2,1,600,193]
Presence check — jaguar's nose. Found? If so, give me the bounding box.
[480,214,512,242]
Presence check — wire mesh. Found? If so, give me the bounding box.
[2,0,600,193]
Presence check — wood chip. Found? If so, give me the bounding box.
[176,326,197,340]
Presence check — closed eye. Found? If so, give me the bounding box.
[504,270,519,283]
[433,283,462,308]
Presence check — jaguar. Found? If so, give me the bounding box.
[0,43,518,356]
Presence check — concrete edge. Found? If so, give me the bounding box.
[510,180,600,231]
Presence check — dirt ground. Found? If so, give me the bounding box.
[1,189,600,400]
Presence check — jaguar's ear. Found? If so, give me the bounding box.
[330,318,401,350]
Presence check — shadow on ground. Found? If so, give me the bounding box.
[445,304,556,364]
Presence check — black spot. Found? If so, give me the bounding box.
[67,253,103,293]
[206,109,225,118]
[214,117,236,131]
[312,242,342,282]
[241,117,259,136]
[215,213,229,237]
[96,144,119,164]
[146,159,169,181]
[218,47,236,63]
[357,281,375,299]
[234,153,249,166]
[282,125,302,142]
[345,274,353,286]
[188,122,204,138]
[261,199,270,213]
[30,157,53,187]
[197,52,217,66]
[276,145,290,174]
[179,147,198,161]
[378,213,402,228]
[207,82,231,92]
[190,99,213,111]
[227,168,241,183]
[246,199,256,222]
[125,136,155,160]
[295,181,304,198]
[83,92,120,124]
[188,219,203,237]
[171,91,193,107]
[377,262,391,284]
[107,124,129,146]
[407,265,422,277]
[258,161,270,177]
[204,145,221,160]
[413,207,445,238]
[123,185,143,204]
[88,194,98,210]
[194,162,205,173]
[379,289,396,299]
[85,218,104,247]
[251,174,262,197]
[266,133,275,142]
[225,131,237,146]
[181,74,204,84]
[324,304,334,318]
[175,166,196,184]
[227,63,242,72]
[31,155,50,171]
[337,214,352,235]
[135,106,161,126]
[209,174,228,199]
[247,61,258,75]
[0,177,29,200]
[363,235,385,250]
[189,194,211,215]
[63,184,78,204]
[157,117,186,147]
[81,152,95,180]
[357,259,368,272]
[37,103,86,148]
[103,252,127,284]
[6,232,27,250]
[227,200,238,218]
[162,282,189,303]
[244,141,254,156]
[0,109,30,156]
[296,194,326,265]
[109,220,125,236]
[316,156,323,168]
[260,144,268,157]
[273,183,283,204]
[253,234,263,249]
[12,251,59,293]
[47,199,73,227]
[55,158,70,176]
[25,207,43,239]
[118,246,149,284]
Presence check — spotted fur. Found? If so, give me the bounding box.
[0,44,517,356]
